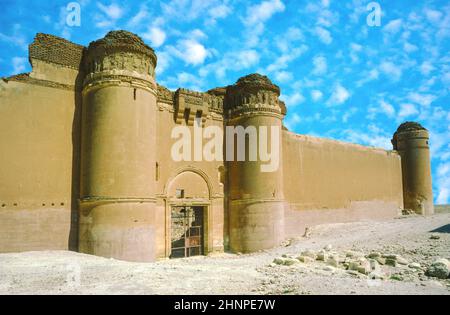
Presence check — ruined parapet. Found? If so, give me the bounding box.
[392,122,434,215]
[79,31,158,262]
[204,88,225,115]
[226,74,286,253]
[6,33,85,87]
[174,88,208,126]
[82,30,157,91]
[29,33,84,70]
[157,84,174,105]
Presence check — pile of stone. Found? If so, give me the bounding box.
[271,245,450,281]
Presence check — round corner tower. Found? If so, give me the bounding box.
[225,74,286,253]
[392,122,434,215]
[79,31,158,262]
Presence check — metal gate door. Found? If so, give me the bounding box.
[170,206,204,258]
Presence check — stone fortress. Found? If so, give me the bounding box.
[0,31,434,262]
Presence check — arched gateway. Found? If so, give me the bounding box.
[166,169,212,258]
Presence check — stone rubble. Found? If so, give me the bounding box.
[270,248,450,282]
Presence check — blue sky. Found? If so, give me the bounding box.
[0,0,449,204]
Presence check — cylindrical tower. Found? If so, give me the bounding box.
[392,122,434,215]
[226,74,286,252]
[79,31,158,262]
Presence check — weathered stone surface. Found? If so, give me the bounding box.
[368,271,385,280]
[273,258,285,265]
[297,256,315,263]
[357,260,371,275]
[345,250,364,259]
[408,262,422,270]
[348,261,360,271]
[326,257,339,267]
[385,258,397,267]
[323,266,336,272]
[426,259,450,279]
[390,274,404,281]
[316,250,328,261]
[376,257,386,265]
[396,256,408,265]
[367,252,381,259]
[369,259,380,272]
[301,250,317,260]
[283,258,298,266]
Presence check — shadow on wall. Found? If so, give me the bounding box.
[68,69,84,251]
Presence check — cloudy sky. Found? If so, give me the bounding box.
[0,0,449,204]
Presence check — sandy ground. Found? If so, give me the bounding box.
[0,212,449,295]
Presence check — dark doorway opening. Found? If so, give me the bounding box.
[170,206,204,258]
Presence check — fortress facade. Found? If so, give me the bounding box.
[0,31,434,262]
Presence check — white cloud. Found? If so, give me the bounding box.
[383,19,402,34]
[420,61,435,76]
[161,0,210,21]
[367,99,396,120]
[0,25,27,50]
[356,69,379,87]
[284,113,302,131]
[127,5,149,28]
[198,49,260,80]
[350,43,362,52]
[95,3,124,28]
[407,92,436,107]
[97,3,123,20]
[380,61,402,81]
[340,128,392,150]
[342,107,358,123]
[305,1,339,27]
[280,92,305,107]
[164,71,206,91]
[442,72,450,86]
[155,51,170,76]
[12,57,27,74]
[436,162,450,204]
[189,29,207,40]
[424,9,443,24]
[236,50,260,68]
[169,39,210,66]
[380,100,395,118]
[245,0,285,26]
[209,4,231,19]
[311,90,323,102]
[312,55,327,75]
[267,45,308,72]
[327,83,350,106]
[142,27,166,48]
[403,42,418,53]
[275,27,304,52]
[315,26,332,44]
[398,103,419,118]
[275,71,293,83]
